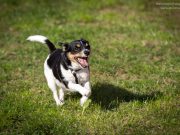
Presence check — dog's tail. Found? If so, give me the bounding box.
[27,35,56,53]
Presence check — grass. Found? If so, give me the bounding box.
[0,0,179,134]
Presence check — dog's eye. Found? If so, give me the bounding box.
[76,44,81,48]
[74,44,81,51]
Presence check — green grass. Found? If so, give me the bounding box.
[0,0,179,134]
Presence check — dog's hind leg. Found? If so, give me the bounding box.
[59,88,65,105]
[48,82,61,106]
[44,63,61,106]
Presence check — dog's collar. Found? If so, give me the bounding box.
[69,67,81,73]
[68,68,81,84]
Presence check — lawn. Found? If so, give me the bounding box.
[0,0,179,134]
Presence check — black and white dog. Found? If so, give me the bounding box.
[27,35,91,106]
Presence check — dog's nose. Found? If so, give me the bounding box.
[84,50,90,56]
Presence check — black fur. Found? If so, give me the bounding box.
[72,72,79,84]
[45,39,56,53]
[47,49,71,88]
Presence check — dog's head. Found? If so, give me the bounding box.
[62,39,91,69]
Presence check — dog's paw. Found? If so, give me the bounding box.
[80,96,88,106]
[80,88,91,97]
[56,100,64,106]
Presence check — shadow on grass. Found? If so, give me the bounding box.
[91,83,162,110]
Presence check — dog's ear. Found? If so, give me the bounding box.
[81,38,89,44]
[58,42,69,51]
[62,43,69,51]
[80,38,86,41]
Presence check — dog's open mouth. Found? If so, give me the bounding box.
[75,57,89,68]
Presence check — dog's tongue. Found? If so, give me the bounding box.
[78,58,88,67]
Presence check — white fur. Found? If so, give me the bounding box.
[60,65,76,83]
[44,56,91,106]
[27,35,47,44]
[44,56,62,105]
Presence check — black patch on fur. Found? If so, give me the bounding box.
[72,72,79,84]
[45,39,56,53]
[47,49,72,88]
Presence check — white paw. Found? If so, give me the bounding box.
[59,101,64,106]
[56,100,64,106]
[79,88,91,97]
[80,96,88,106]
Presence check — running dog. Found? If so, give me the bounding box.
[27,35,91,106]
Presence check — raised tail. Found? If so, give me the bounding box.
[27,35,56,53]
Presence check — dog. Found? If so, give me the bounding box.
[27,35,91,106]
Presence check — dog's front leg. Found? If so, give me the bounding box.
[68,82,91,106]
[68,82,89,96]
[80,81,91,106]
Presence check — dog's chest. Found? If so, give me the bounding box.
[61,66,89,84]
[76,69,89,83]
